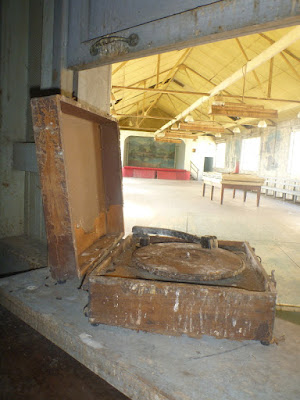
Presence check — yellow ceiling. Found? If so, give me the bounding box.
[111,26,300,138]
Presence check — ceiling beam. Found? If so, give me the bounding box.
[181,65,242,101]
[156,54,160,88]
[268,58,274,98]
[259,33,300,63]
[169,93,206,120]
[112,60,129,76]
[210,104,278,119]
[179,122,225,133]
[112,85,208,96]
[168,129,206,134]
[155,137,182,143]
[280,52,300,81]
[111,85,300,104]
[112,67,173,95]
[119,126,157,132]
[115,114,171,120]
[166,93,179,114]
[114,92,158,112]
[165,132,203,140]
[142,80,146,114]
[138,48,193,126]
[116,113,257,126]
[155,26,300,137]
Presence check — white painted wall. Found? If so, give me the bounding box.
[175,141,185,169]
[184,137,216,179]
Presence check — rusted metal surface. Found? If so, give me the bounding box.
[132,226,218,248]
[133,226,205,244]
[132,243,245,283]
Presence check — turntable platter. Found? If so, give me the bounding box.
[132,242,245,282]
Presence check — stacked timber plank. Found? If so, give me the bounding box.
[210,103,278,119]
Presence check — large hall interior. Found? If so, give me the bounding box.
[110,26,300,311]
[1,2,300,399]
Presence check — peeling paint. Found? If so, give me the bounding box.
[136,309,142,325]
[26,285,37,291]
[79,333,103,350]
[174,289,180,312]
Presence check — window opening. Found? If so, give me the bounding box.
[240,137,261,172]
[288,131,300,177]
[214,143,226,168]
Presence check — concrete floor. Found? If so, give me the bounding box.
[123,178,300,308]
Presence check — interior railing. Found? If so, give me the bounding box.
[190,161,199,180]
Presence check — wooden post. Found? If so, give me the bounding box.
[211,185,214,201]
[78,65,112,113]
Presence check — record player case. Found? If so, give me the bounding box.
[31,96,276,344]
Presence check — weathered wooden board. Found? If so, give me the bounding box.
[31,95,124,281]
[88,237,276,343]
[89,276,276,343]
[179,122,225,133]
[210,104,278,118]
[222,174,265,184]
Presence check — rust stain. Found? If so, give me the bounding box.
[36,133,69,237]
[31,96,77,281]
[74,212,107,256]
[106,204,124,234]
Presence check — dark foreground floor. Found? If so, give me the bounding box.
[0,305,129,400]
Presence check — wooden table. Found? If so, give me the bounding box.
[203,179,262,206]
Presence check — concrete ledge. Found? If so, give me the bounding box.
[0,268,300,400]
[0,235,47,276]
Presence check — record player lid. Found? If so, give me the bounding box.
[31,96,124,281]
[132,242,245,282]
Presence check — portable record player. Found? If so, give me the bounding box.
[31,95,276,344]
